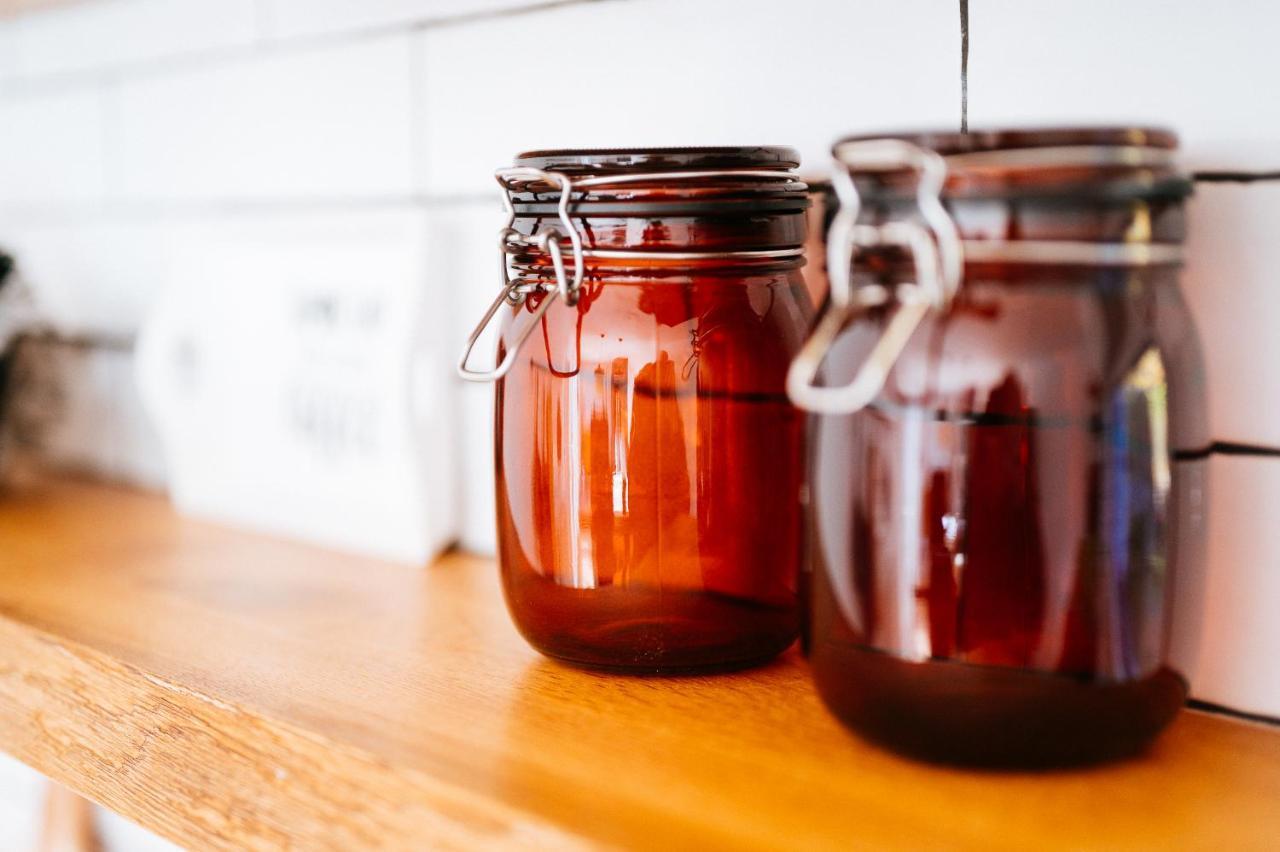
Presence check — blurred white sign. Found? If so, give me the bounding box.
[136,211,455,564]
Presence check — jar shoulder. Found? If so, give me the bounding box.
[827,273,1207,446]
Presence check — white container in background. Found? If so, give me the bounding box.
[136,209,456,564]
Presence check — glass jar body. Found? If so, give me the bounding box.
[807,263,1207,765]
[496,264,814,671]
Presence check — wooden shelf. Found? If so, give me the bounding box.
[0,477,1277,848]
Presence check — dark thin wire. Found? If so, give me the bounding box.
[1172,441,1280,460]
[1192,170,1280,183]
[960,0,970,133]
[1188,699,1280,728]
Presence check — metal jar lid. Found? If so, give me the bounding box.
[787,126,1192,416]
[503,146,810,217]
[835,127,1192,204]
[458,146,808,383]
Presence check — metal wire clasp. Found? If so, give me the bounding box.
[786,139,963,414]
[456,167,586,382]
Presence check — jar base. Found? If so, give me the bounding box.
[506,580,798,674]
[811,642,1187,768]
[536,642,794,676]
[521,617,797,675]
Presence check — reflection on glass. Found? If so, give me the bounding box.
[498,272,812,671]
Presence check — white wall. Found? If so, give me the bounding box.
[0,0,1277,840]
[1,0,1277,534]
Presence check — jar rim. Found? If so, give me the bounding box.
[833,126,1178,156]
[505,146,809,220]
[832,126,1191,204]
[513,146,801,174]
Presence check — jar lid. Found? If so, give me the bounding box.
[504,146,809,217]
[833,126,1192,202]
[840,126,1176,155]
[787,128,1191,415]
[514,145,801,174]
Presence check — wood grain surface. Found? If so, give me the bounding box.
[0,477,1276,849]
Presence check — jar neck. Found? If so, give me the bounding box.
[508,209,808,277]
[515,259,806,286]
[854,252,1182,291]
[863,195,1186,245]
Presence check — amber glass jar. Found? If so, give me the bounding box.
[788,128,1207,766]
[460,147,813,672]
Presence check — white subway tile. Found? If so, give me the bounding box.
[111,35,416,202]
[0,88,105,205]
[427,199,505,553]
[417,0,959,196]
[1184,182,1280,448]
[970,0,1280,170]
[0,218,172,338]
[1191,455,1280,719]
[11,0,257,79]
[0,23,18,80]
[263,0,549,40]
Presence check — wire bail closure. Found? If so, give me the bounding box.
[786,139,963,414]
[457,165,804,383]
[455,167,586,382]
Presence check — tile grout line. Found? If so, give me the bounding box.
[0,0,604,98]
[1175,442,1280,461]
[1192,171,1280,183]
[1188,699,1280,729]
[1204,442,1280,458]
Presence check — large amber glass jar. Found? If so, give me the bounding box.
[788,129,1207,766]
[460,147,813,672]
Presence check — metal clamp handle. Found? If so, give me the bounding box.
[787,140,963,414]
[456,280,559,383]
[456,167,586,382]
[495,167,586,305]
[457,165,805,383]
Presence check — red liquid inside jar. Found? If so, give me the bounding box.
[799,129,1208,766]
[489,148,813,672]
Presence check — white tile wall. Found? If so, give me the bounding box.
[969,0,1280,170]
[0,88,105,205]
[262,0,553,40]
[0,218,172,336]
[1184,182,1280,448]
[0,25,18,81]
[8,0,257,79]
[110,34,417,202]
[417,0,960,195]
[0,0,1274,744]
[1196,455,1280,718]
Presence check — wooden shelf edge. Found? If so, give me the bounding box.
[0,609,579,849]
[1,478,1278,849]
